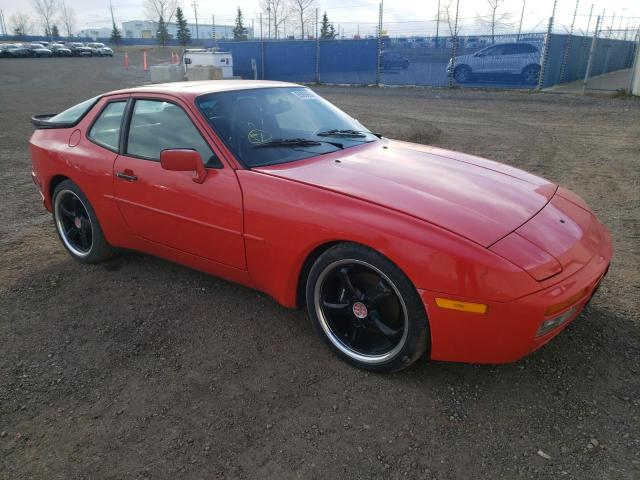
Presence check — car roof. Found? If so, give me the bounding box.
[485,42,535,47]
[106,80,301,100]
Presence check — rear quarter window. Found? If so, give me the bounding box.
[88,101,127,151]
[49,96,100,124]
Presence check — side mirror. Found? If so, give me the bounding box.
[184,57,191,64]
[160,149,207,184]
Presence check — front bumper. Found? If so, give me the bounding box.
[419,219,612,364]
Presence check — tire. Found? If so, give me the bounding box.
[305,242,429,372]
[52,180,114,264]
[522,64,540,85]
[453,64,472,83]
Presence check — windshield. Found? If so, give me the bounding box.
[196,87,378,167]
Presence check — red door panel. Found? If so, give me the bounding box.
[113,156,245,269]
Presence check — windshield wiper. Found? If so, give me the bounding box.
[253,138,343,149]
[316,129,382,139]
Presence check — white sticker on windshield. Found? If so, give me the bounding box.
[291,89,317,100]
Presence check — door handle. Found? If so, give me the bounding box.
[116,171,138,182]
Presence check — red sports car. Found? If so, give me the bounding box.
[29,81,612,372]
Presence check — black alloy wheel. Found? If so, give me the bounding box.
[306,243,429,372]
[52,180,114,263]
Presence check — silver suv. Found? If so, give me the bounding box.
[447,42,541,84]
[87,42,114,57]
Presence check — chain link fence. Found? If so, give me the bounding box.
[210,29,636,91]
[4,25,638,92]
[535,20,638,92]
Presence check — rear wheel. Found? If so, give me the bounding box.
[522,64,540,85]
[306,243,429,372]
[453,64,472,83]
[52,180,114,264]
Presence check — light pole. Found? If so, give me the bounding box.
[191,1,199,40]
[517,0,526,40]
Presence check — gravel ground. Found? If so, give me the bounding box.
[0,54,639,480]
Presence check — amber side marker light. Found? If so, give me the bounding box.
[435,298,488,314]
[545,288,589,317]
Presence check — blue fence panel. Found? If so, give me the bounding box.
[6,33,635,90]
[589,38,637,77]
[319,39,377,84]
[381,44,450,87]
[541,34,589,87]
[382,33,545,89]
[217,41,262,79]
[542,34,636,88]
[264,40,316,82]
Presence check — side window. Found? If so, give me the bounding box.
[508,44,527,55]
[481,46,499,56]
[127,99,220,167]
[88,101,126,151]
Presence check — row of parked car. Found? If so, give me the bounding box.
[0,41,114,58]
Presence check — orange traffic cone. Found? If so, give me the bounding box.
[123,51,129,69]
[143,50,148,71]
[171,51,176,64]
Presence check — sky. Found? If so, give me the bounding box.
[1,0,639,38]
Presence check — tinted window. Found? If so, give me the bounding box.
[127,100,219,167]
[503,44,523,55]
[519,43,538,53]
[49,96,99,124]
[88,101,126,151]
[484,45,505,56]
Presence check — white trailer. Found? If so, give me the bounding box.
[182,49,234,78]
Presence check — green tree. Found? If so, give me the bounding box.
[51,24,59,38]
[233,7,248,40]
[110,22,122,46]
[175,7,191,46]
[156,15,170,46]
[320,12,337,39]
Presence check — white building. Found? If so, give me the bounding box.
[122,20,252,40]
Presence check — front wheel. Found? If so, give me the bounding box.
[52,180,114,264]
[306,243,429,372]
[453,64,472,83]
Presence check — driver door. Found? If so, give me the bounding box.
[475,45,504,73]
[112,95,246,270]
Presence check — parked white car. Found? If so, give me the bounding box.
[447,42,541,84]
[87,42,114,57]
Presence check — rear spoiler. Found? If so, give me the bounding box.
[31,96,101,129]
[31,114,68,129]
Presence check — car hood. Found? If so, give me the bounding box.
[453,53,474,63]
[255,139,557,246]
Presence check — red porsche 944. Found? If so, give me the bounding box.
[29,81,612,372]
